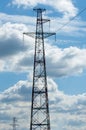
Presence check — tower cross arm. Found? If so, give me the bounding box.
[43,32,56,38]
[23,32,56,39]
[37,19,50,24]
[23,32,35,38]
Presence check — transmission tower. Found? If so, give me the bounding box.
[24,8,56,130]
[11,117,18,130]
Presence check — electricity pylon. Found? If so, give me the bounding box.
[11,117,18,130]
[24,8,56,130]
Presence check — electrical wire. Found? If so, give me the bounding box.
[55,7,86,33]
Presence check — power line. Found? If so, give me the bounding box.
[55,7,86,33]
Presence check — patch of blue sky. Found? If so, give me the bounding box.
[74,0,86,21]
[0,72,27,92]
[56,73,86,95]
[53,35,86,49]
[0,0,32,16]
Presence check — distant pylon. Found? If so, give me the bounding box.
[24,8,56,130]
[11,117,18,130]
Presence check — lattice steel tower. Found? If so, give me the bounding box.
[24,8,55,130]
[11,117,17,130]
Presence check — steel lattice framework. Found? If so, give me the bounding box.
[24,8,55,130]
[11,117,17,130]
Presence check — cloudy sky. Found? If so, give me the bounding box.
[0,0,86,130]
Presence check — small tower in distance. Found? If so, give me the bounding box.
[11,117,18,130]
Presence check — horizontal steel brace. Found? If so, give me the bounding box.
[33,107,46,110]
[23,32,56,38]
[34,91,46,94]
[32,124,48,126]
[37,19,50,24]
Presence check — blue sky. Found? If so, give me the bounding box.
[0,0,86,130]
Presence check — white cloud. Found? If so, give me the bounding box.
[0,80,31,130]
[45,44,86,77]
[0,20,34,72]
[1,11,86,37]
[1,21,86,77]
[49,17,86,36]
[0,12,35,26]
[0,79,86,130]
[0,12,86,77]
[11,0,78,18]
[0,1,86,130]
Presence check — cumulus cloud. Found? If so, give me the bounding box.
[0,18,34,72]
[0,21,86,77]
[0,1,86,130]
[1,80,32,102]
[0,80,32,130]
[11,0,78,18]
[0,78,86,130]
[45,44,86,77]
[0,5,86,77]
[0,12,35,25]
[7,41,86,77]
[0,22,28,57]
